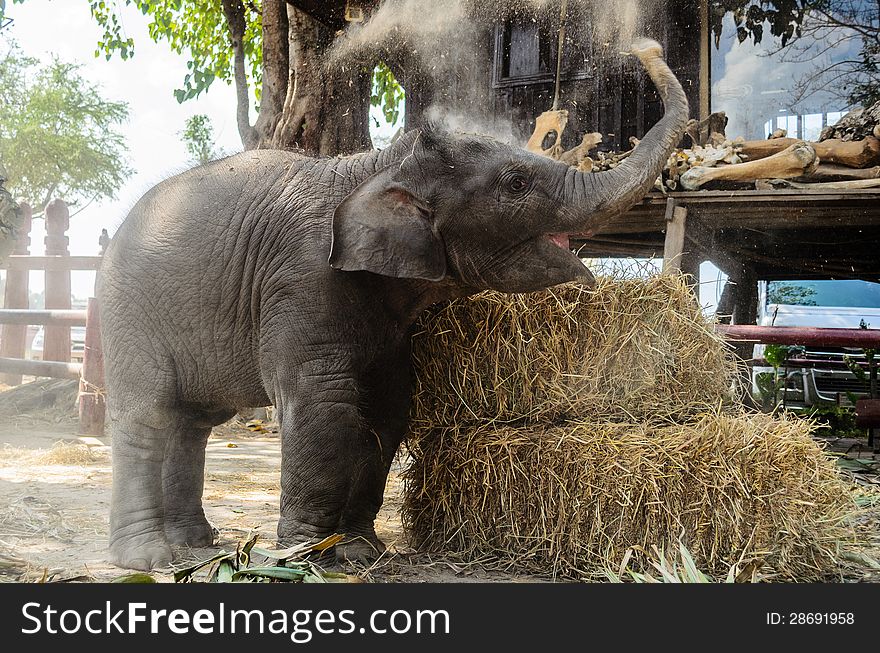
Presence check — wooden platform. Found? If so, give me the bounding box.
[573,189,880,282]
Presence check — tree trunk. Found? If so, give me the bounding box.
[272,6,372,155]
[222,1,372,156]
[253,0,291,147]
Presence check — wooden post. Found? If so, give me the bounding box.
[663,201,701,286]
[79,297,105,435]
[0,203,32,385]
[715,279,734,324]
[662,199,686,273]
[680,249,702,288]
[729,263,759,363]
[698,0,710,122]
[732,265,758,326]
[43,199,71,363]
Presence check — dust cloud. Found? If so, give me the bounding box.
[331,0,652,61]
[329,0,658,140]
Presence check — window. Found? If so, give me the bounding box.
[763,111,848,141]
[768,280,880,309]
[493,8,592,87]
[711,5,868,140]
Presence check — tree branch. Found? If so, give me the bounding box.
[813,7,878,42]
[220,0,258,149]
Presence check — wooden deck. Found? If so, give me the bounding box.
[574,189,880,282]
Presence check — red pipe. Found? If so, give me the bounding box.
[715,325,880,348]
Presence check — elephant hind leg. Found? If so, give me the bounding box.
[109,413,175,571]
[163,407,236,547]
[162,425,213,547]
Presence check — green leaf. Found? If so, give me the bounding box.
[678,541,707,583]
[216,559,235,583]
[835,457,877,472]
[173,551,235,583]
[231,567,310,582]
[250,534,344,561]
[112,572,158,583]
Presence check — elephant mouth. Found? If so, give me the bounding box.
[546,229,596,252]
[547,233,570,250]
[540,232,597,288]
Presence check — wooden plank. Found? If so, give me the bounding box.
[0,357,81,380]
[598,192,880,235]
[578,187,880,266]
[0,310,88,326]
[3,255,102,271]
[666,189,880,200]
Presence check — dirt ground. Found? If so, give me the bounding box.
[0,380,536,583]
[1,380,877,583]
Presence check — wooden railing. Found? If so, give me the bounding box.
[0,199,106,434]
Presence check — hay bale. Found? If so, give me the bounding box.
[404,276,856,580]
[404,411,854,580]
[411,275,735,426]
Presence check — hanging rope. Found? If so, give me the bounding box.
[552,0,569,111]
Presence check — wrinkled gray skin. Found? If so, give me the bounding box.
[100,41,688,570]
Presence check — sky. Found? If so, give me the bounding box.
[2,0,246,298]
[712,12,857,140]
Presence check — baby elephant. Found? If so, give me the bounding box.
[100,41,688,570]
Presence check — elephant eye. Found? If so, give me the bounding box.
[506,173,529,194]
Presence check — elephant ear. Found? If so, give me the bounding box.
[329,166,446,281]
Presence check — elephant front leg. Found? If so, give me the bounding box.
[332,427,395,564]
[276,368,365,550]
[336,355,412,563]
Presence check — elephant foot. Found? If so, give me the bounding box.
[164,516,217,547]
[336,534,386,565]
[109,533,173,571]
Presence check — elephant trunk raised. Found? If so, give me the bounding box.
[556,39,690,233]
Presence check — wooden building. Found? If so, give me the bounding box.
[295,0,707,151]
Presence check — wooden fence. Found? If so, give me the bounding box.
[0,199,105,434]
